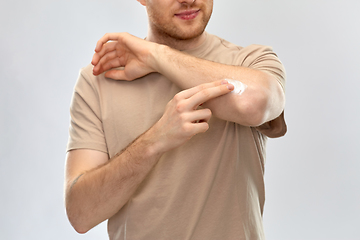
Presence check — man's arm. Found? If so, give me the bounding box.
[65,131,163,234]
[64,81,234,233]
[156,46,285,127]
[92,33,285,127]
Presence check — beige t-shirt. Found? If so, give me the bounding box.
[67,32,285,240]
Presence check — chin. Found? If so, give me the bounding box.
[169,25,206,41]
[173,32,203,41]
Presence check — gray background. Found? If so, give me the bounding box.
[1,0,359,239]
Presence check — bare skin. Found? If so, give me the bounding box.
[65,0,286,233]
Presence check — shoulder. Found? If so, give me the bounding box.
[78,64,97,84]
[204,33,277,66]
[208,33,274,54]
[75,64,110,93]
[218,37,277,65]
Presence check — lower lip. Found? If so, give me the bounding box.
[175,10,200,20]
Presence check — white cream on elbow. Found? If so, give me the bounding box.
[225,79,247,95]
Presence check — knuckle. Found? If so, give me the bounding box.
[173,93,182,102]
[182,124,192,134]
[108,61,115,69]
[175,102,185,113]
[178,113,187,122]
[102,54,109,62]
[119,32,127,41]
[205,108,212,117]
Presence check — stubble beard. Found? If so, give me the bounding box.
[147,3,212,43]
[152,20,207,41]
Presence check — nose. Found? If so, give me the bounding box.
[178,0,195,5]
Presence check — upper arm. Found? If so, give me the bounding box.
[67,66,108,154]
[65,149,109,191]
[65,67,110,191]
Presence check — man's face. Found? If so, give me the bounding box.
[145,0,213,41]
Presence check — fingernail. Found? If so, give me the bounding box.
[221,80,228,85]
[227,84,234,90]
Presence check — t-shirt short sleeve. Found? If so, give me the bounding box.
[236,44,286,92]
[66,66,108,153]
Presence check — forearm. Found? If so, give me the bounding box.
[65,130,163,233]
[153,45,244,88]
[152,45,285,125]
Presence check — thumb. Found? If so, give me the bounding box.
[104,69,131,81]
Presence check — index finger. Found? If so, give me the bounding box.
[187,81,234,108]
[91,41,118,66]
[176,80,229,99]
[94,32,128,52]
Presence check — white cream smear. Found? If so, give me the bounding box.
[225,79,247,95]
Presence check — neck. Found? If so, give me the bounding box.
[146,29,207,51]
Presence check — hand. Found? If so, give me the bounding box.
[149,80,234,153]
[91,32,158,80]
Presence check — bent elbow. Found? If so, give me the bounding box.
[66,203,92,234]
[248,111,268,127]
[238,95,269,127]
[67,214,92,234]
[240,89,285,127]
[73,226,90,234]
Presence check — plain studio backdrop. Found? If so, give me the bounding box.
[1,0,359,239]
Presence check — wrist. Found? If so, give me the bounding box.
[149,44,171,75]
[133,125,166,159]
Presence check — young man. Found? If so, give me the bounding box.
[65,0,287,239]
